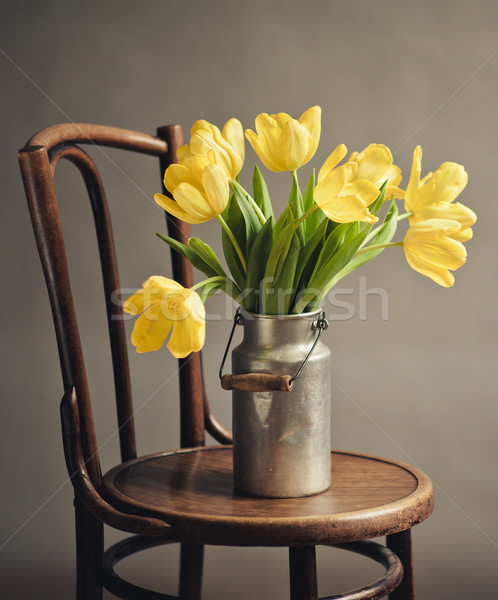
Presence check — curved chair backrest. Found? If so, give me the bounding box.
[18,123,231,488]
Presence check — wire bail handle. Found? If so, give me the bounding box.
[219,308,329,392]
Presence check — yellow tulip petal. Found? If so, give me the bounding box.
[143,276,184,293]
[313,166,347,216]
[255,113,285,167]
[317,144,348,183]
[299,106,321,163]
[384,164,403,188]
[164,162,200,193]
[386,185,405,200]
[429,162,468,205]
[335,193,378,224]
[166,292,206,358]
[222,118,245,163]
[451,228,473,242]
[167,318,203,358]
[154,192,206,225]
[404,145,423,213]
[247,107,321,172]
[173,183,215,221]
[245,128,282,172]
[175,145,191,161]
[282,118,311,171]
[405,251,455,287]
[414,202,476,230]
[123,289,149,316]
[315,167,378,223]
[351,144,392,184]
[272,112,292,129]
[131,302,173,353]
[408,218,461,236]
[412,238,467,270]
[202,163,230,215]
[403,218,467,287]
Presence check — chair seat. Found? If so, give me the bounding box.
[102,447,433,547]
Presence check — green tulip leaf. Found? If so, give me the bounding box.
[368,181,387,217]
[232,183,262,256]
[267,230,301,314]
[288,172,305,244]
[199,280,225,303]
[252,165,274,220]
[293,219,328,291]
[188,238,227,277]
[221,194,246,290]
[325,197,399,288]
[156,233,218,279]
[244,217,274,312]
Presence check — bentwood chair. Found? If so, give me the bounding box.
[19,122,434,600]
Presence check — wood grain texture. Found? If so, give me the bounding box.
[221,373,293,392]
[102,447,434,547]
[26,123,168,155]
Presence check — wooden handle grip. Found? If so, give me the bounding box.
[221,373,293,392]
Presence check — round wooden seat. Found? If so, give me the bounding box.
[102,447,434,547]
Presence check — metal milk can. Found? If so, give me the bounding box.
[221,309,331,498]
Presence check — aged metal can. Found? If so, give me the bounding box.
[231,309,331,498]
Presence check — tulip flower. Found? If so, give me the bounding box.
[348,144,404,199]
[404,146,476,241]
[313,144,380,224]
[403,219,467,287]
[245,106,321,172]
[178,118,245,180]
[155,154,230,224]
[124,276,205,357]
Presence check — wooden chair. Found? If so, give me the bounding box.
[18,123,434,600]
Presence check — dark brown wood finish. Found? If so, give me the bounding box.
[102,447,433,547]
[221,372,294,392]
[289,546,318,600]
[19,122,434,600]
[387,530,414,600]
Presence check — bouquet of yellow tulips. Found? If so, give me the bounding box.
[124,106,476,358]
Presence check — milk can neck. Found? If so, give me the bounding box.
[240,311,321,346]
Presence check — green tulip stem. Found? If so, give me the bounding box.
[296,203,320,226]
[231,180,266,225]
[354,241,404,257]
[216,214,247,272]
[190,276,226,292]
[397,211,413,222]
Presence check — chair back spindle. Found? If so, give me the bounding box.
[18,124,211,484]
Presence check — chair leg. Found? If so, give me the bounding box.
[179,543,204,599]
[289,546,318,600]
[75,500,104,600]
[387,530,414,600]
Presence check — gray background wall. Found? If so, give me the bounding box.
[1,1,497,598]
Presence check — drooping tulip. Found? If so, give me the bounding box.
[124,276,205,357]
[404,146,475,241]
[403,219,467,287]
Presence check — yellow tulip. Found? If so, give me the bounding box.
[405,145,475,240]
[348,144,404,199]
[179,118,245,180]
[245,106,321,172]
[313,144,380,224]
[403,219,467,287]
[155,154,230,224]
[124,276,205,357]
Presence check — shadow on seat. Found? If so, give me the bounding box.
[19,123,433,600]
